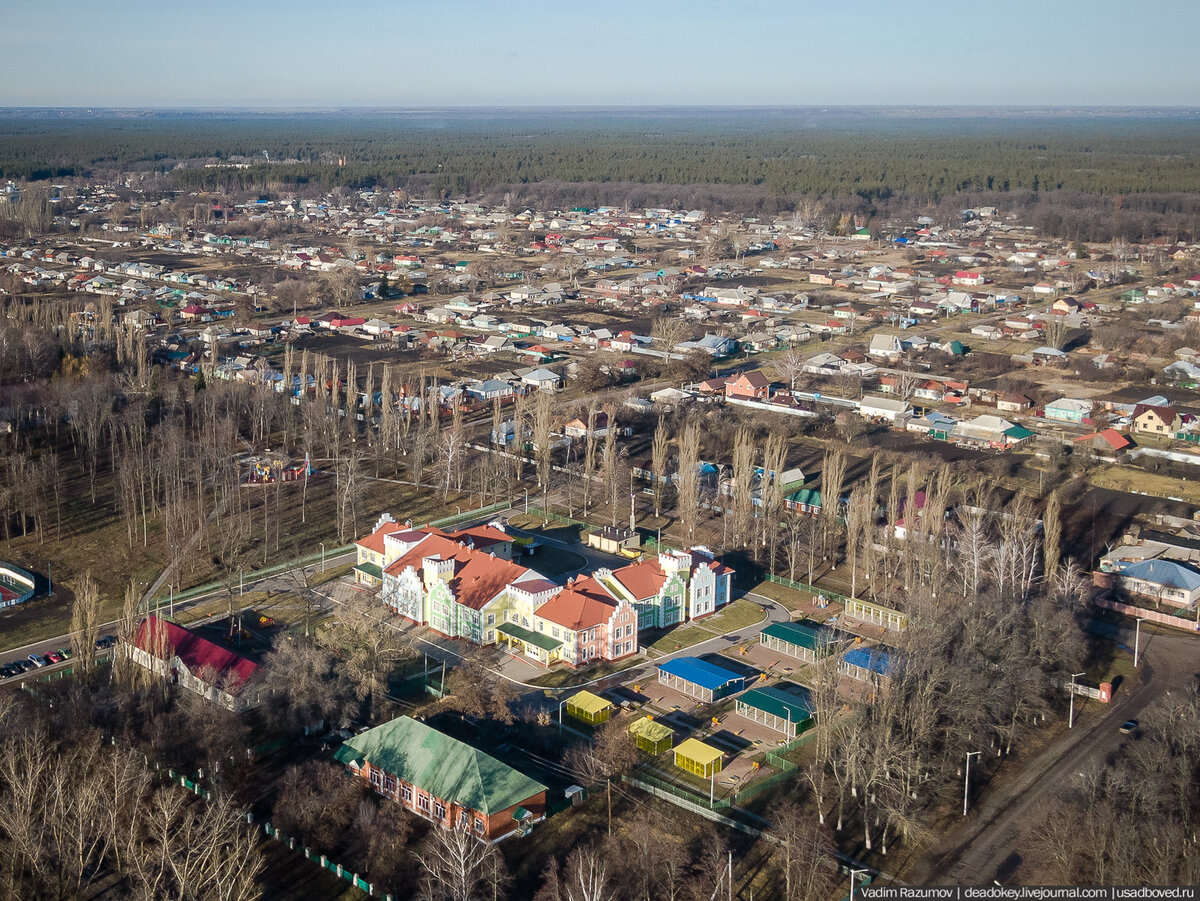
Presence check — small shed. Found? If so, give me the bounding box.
[736,685,814,737]
[673,738,724,778]
[628,716,674,755]
[587,526,641,555]
[657,657,747,703]
[564,690,612,726]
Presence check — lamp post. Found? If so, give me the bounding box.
[1068,671,1085,728]
[849,868,869,901]
[963,750,981,816]
[320,542,326,573]
[524,487,529,515]
[1134,617,1145,668]
[557,697,567,736]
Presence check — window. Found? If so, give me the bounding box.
[486,630,494,642]
[625,640,632,654]
[475,817,485,833]
[434,802,446,820]
[625,624,633,637]
[370,769,382,787]
[522,616,529,627]
[486,613,495,626]
[401,784,413,802]
[385,774,397,793]
[418,793,430,812]
[552,626,560,638]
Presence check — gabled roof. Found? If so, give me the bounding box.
[334,716,546,815]
[134,616,259,693]
[658,656,746,691]
[358,519,408,554]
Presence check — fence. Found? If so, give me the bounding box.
[762,572,851,605]
[260,822,388,897]
[1094,596,1200,632]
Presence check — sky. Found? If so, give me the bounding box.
[1,0,1197,108]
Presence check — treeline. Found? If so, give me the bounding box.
[3,111,1200,201]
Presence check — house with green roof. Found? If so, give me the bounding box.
[334,716,548,841]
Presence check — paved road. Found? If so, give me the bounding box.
[903,619,1198,885]
[0,550,357,685]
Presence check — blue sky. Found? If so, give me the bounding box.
[1,0,1196,107]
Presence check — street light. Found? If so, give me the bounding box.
[524,488,529,515]
[1068,671,1085,728]
[557,697,568,735]
[1134,617,1146,668]
[963,750,981,816]
[849,868,869,901]
[320,542,326,573]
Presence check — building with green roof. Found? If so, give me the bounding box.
[735,684,814,736]
[335,716,548,841]
[760,620,848,663]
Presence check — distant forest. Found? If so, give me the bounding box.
[3,109,1200,240]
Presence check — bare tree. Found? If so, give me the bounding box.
[676,419,701,543]
[651,418,669,519]
[419,824,501,901]
[69,570,102,677]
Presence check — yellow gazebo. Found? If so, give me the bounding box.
[565,690,613,726]
[628,716,673,755]
[673,738,724,778]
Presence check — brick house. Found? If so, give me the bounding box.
[336,716,547,842]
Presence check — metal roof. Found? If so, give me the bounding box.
[658,657,747,692]
[1121,558,1200,592]
[761,620,825,651]
[565,690,612,716]
[737,685,814,724]
[674,738,724,766]
[334,716,547,816]
[628,716,674,745]
[843,647,894,676]
[496,622,562,652]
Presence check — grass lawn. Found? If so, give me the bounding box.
[648,624,718,655]
[1089,463,1200,504]
[526,545,587,576]
[526,653,646,689]
[744,580,813,611]
[701,598,766,635]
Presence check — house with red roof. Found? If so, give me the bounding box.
[126,616,262,711]
[354,515,734,667]
[725,370,771,401]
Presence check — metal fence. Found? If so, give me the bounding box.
[261,822,382,897]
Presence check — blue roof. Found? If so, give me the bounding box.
[658,657,747,692]
[1121,558,1200,592]
[843,647,893,676]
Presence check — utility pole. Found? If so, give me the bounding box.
[1134,617,1145,667]
[1069,671,1085,728]
[963,750,981,816]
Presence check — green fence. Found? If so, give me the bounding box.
[762,573,853,605]
[262,821,381,896]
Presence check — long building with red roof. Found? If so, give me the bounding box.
[127,615,262,711]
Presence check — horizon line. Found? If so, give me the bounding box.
[1,103,1199,113]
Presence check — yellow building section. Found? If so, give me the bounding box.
[673,738,723,778]
[565,690,613,725]
[628,716,673,754]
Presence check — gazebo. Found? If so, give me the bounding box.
[673,738,723,779]
[628,716,673,755]
[564,690,613,726]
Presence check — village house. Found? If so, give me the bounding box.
[1132,403,1181,437]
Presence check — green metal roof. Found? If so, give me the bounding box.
[496,622,562,652]
[1004,425,1035,440]
[354,562,383,579]
[334,716,547,816]
[737,685,814,726]
[761,620,824,651]
[785,487,822,506]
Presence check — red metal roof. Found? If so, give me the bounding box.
[134,616,259,693]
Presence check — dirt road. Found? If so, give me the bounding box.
[904,621,1197,884]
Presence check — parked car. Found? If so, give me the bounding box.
[28,654,46,668]
[0,664,17,678]
[46,652,62,664]
[57,647,72,660]
[10,660,31,674]
[95,635,117,650]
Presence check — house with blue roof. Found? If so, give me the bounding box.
[1118,558,1200,610]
